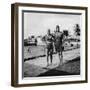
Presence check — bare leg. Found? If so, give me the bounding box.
[47,50,49,66]
[60,51,63,65]
[58,51,63,65]
[58,52,61,65]
[50,52,53,64]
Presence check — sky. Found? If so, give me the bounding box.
[24,12,81,39]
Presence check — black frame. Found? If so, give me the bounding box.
[11,3,88,87]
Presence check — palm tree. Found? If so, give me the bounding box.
[74,24,80,48]
[74,24,80,36]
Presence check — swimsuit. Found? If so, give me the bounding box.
[54,32,63,52]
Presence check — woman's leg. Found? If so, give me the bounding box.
[58,51,63,65]
[46,49,49,66]
[50,50,53,64]
[58,52,61,64]
[60,51,63,65]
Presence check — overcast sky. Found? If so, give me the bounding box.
[24,12,81,39]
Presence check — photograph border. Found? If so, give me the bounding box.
[11,3,88,87]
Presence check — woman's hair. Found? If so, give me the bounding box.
[56,25,60,32]
[47,29,51,34]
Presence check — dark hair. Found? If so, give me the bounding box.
[47,29,51,34]
[56,25,60,32]
[48,29,50,33]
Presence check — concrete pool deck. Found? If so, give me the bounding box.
[24,48,80,77]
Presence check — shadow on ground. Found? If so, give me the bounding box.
[38,57,80,77]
